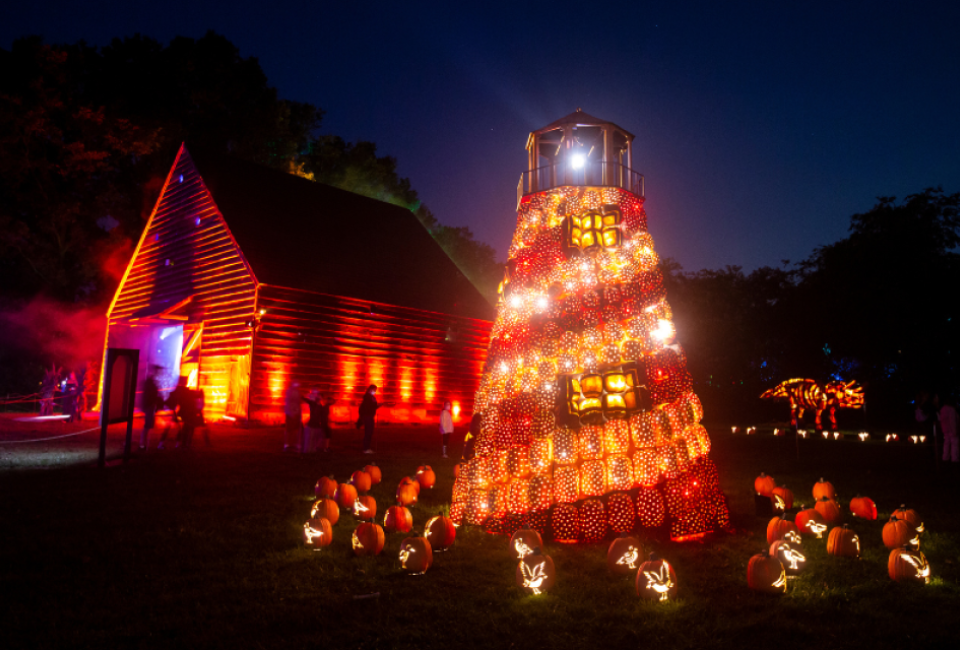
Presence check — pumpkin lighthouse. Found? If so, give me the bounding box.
[449,110,730,542]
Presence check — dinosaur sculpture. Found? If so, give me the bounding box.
[760,378,864,430]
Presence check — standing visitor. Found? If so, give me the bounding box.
[63,373,79,423]
[940,396,958,463]
[358,384,380,454]
[284,380,302,452]
[140,366,162,450]
[302,390,331,452]
[158,376,189,449]
[439,401,454,458]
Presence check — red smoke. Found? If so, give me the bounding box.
[0,296,106,376]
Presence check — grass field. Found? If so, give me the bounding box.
[1,417,958,649]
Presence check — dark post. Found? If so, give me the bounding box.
[99,348,140,468]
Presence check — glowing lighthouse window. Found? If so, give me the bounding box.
[565,208,622,256]
[562,365,645,425]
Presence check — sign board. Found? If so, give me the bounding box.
[99,348,139,467]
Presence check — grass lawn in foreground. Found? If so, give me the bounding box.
[1,418,958,649]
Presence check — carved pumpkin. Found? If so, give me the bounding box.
[310,497,340,525]
[399,536,433,574]
[353,495,377,521]
[795,505,828,538]
[812,477,836,501]
[771,485,794,512]
[516,548,556,595]
[384,506,413,533]
[815,496,842,523]
[826,524,860,558]
[363,463,382,485]
[769,539,806,575]
[509,525,544,560]
[352,522,385,557]
[747,551,787,594]
[882,516,918,550]
[891,505,924,533]
[416,465,437,490]
[552,504,580,543]
[636,553,678,602]
[754,472,776,497]
[350,470,372,494]
[303,517,333,550]
[425,512,456,551]
[397,480,419,507]
[315,475,337,499]
[607,534,643,575]
[849,495,877,520]
[335,483,359,510]
[888,546,931,584]
[766,515,800,544]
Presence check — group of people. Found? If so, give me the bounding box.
[38,365,87,422]
[915,392,959,463]
[140,369,207,450]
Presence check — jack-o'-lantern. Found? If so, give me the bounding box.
[315,475,337,499]
[747,550,787,594]
[636,553,678,602]
[516,548,556,595]
[754,472,776,497]
[363,463,382,485]
[303,517,333,550]
[552,504,580,543]
[772,485,794,512]
[310,497,340,525]
[769,540,806,575]
[384,505,414,533]
[815,496,842,523]
[397,480,418,507]
[888,546,931,584]
[425,512,456,551]
[795,505,828,538]
[607,534,643,575]
[353,495,377,521]
[350,470,372,493]
[767,515,800,544]
[510,525,544,560]
[891,505,923,533]
[352,522,385,557]
[399,536,433,574]
[416,465,436,490]
[850,495,877,520]
[335,483,359,510]
[883,516,918,550]
[826,524,861,558]
[812,477,836,501]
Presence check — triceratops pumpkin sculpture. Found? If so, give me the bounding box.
[761,379,864,431]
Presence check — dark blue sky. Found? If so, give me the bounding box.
[4,1,959,272]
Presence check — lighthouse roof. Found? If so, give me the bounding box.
[532,109,635,139]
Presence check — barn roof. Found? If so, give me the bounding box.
[184,146,494,321]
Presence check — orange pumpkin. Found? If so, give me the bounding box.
[747,551,787,594]
[607,534,643,575]
[636,553,678,602]
[795,505,828,538]
[303,517,333,550]
[882,516,918,550]
[453,463,461,479]
[310,497,340,525]
[353,495,377,521]
[815,496,842,523]
[315,475,337,499]
[425,512,456,551]
[399,536,433,574]
[335,483,358,509]
[891,504,923,533]
[754,472,776,497]
[352,522,385,556]
[416,465,437,490]
[772,485,794,511]
[812,477,836,501]
[850,495,877,520]
[509,525,544,560]
[888,546,931,584]
[363,463,382,485]
[397,480,418,507]
[769,540,806,575]
[401,476,421,496]
[516,548,556,594]
[766,515,800,544]
[826,524,861,558]
[350,470,372,494]
[384,506,414,533]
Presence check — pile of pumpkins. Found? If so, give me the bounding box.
[750,473,930,593]
[302,463,456,575]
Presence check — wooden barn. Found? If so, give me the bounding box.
[101,144,494,426]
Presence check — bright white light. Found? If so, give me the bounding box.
[571,153,585,169]
[509,294,523,308]
[536,297,549,311]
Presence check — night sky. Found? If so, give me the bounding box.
[4,1,959,273]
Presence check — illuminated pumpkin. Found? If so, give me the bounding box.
[303,517,333,550]
[352,522,385,557]
[812,477,836,501]
[315,476,337,499]
[579,499,607,543]
[335,483,359,510]
[384,506,413,533]
[754,473,775,497]
[607,534,643,575]
[815,496,842,523]
[397,480,419,507]
[850,495,877,520]
[509,525,544,560]
[747,551,787,594]
[310,497,340,525]
[771,485,794,511]
[606,491,636,533]
[516,548,556,595]
[353,495,377,521]
[795,505,828,539]
[425,512,456,551]
[399,536,433,574]
[363,463,382,485]
[888,546,931,584]
[766,515,800,544]
[826,524,861,558]
[769,539,806,575]
[636,553,678,602]
[453,463,461,478]
[882,517,918,550]
[891,505,924,533]
[552,504,580,543]
[350,470,372,494]
[416,465,437,490]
